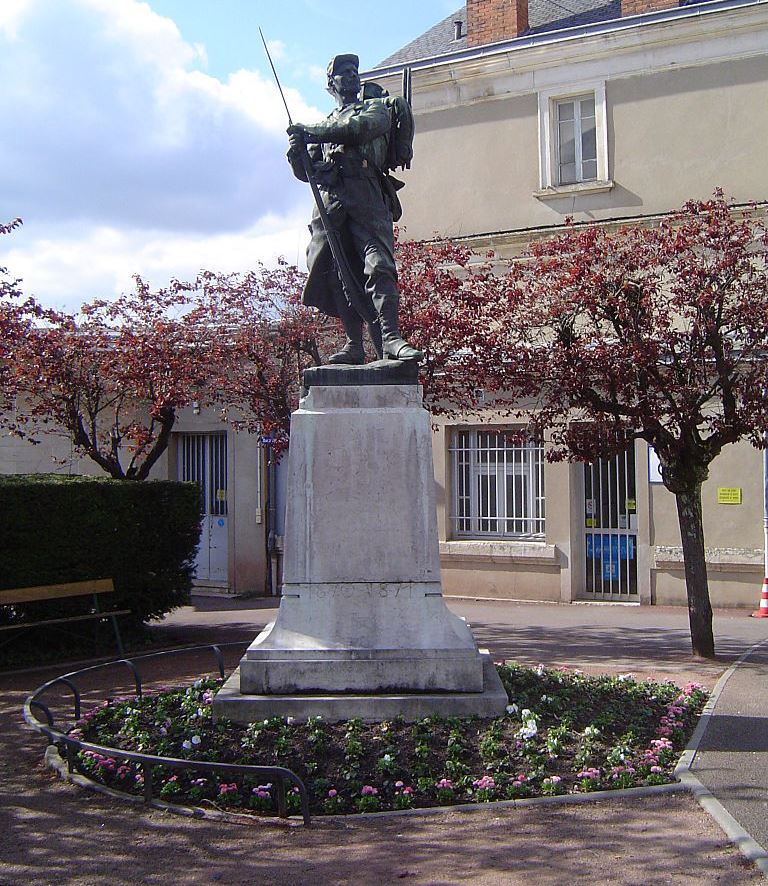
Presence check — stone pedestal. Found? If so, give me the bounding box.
[213,362,506,723]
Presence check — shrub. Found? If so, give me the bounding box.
[0,474,201,629]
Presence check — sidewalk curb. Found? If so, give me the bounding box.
[675,639,768,878]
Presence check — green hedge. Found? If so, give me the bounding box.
[0,475,202,626]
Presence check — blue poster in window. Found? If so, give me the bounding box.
[603,558,619,581]
[619,536,635,560]
[588,533,637,561]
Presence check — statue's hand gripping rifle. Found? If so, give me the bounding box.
[259,29,376,325]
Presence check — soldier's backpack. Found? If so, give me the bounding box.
[362,81,415,171]
[386,95,414,170]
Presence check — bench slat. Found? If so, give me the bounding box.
[0,609,131,631]
[0,579,115,605]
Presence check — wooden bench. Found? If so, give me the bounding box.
[0,579,128,656]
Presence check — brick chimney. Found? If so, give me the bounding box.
[621,0,678,15]
[466,0,529,47]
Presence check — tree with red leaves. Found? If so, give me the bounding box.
[193,261,326,456]
[4,276,241,480]
[0,238,324,478]
[467,194,768,658]
[0,218,30,415]
[396,233,499,413]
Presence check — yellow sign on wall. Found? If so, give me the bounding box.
[717,487,742,505]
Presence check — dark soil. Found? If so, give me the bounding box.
[70,664,707,817]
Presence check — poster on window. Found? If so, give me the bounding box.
[587,533,635,561]
[603,559,619,581]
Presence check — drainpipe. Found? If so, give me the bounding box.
[262,439,279,597]
[764,445,768,583]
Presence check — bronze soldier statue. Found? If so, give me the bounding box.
[286,54,423,365]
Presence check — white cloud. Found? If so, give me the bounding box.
[266,38,287,61]
[4,207,313,313]
[0,0,323,308]
[0,0,34,39]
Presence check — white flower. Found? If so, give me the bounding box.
[535,664,545,676]
[519,719,538,740]
[506,704,519,715]
[541,695,550,703]
[521,708,533,720]
[618,673,634,682]
[286,717,295,725]
[191,735,201,746]
[182,740,192,750]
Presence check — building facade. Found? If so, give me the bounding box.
[365,0,768,608]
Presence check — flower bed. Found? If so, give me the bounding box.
[68,664,707,816]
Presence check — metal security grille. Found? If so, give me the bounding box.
[583,446,637,599]
[450,429,545,539]
[179,433,228,517]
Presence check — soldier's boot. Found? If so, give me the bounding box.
[327,295,366,365]
[377,290,424,362]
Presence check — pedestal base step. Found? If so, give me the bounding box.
[212,653,508,724]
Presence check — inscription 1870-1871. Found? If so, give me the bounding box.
[304,583,416,601]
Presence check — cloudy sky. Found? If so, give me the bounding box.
[0,0,459,311]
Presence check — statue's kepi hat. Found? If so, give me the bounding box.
[327,53,359,83]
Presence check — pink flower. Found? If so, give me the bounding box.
[361,785,378,796]
[650,765,663,773]
[436,778,454,790]
[472,776,496,790]
[327,789,338,798]
[218,782,238,795]
[403,787,414,795]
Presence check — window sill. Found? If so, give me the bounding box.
[440,540,559,566]
[533,180,614,201]
[653,545,763,574]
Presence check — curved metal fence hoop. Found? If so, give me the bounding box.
[22,643,311,825]
[115,659,142,697]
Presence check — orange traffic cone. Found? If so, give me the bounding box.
[752,577,768,618]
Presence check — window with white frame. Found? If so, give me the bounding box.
[450,429,545,539]
[537,82,611,195]
[555,95,597,185]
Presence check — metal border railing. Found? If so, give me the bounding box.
[22,643,311,824]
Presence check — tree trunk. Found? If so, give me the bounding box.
[675,484,715,658]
